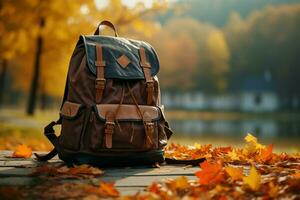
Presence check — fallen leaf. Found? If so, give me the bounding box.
[195,161,224,185]
[12,144,32,158]
[169,176,190,190]
[85,182,119,198]
[227,149,240,161]
[268,182,279,198]
[259,144,273,162]
[58,164,103,176]
[32,164,103,178]
[243,166,261,191]
[31,165,60,176]
[99,182,119,197]
[244,133,258,144]
[225,166,243,181]
[148,182,161,194]
[292,172,300,179]
[243,133,265,155]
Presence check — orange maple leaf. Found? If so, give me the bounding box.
[12,144,32,158]
[225,166,243,181]
[148,182,161,194]
[85,182,119,197]
[259,144,273,162]
[195,161,225,185]
[99,182,119,197]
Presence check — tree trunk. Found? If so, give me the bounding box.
[26,17,45,115]
[40,81,46,110]
[0,59,8,107]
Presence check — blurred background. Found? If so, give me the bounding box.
[0,0,299,152]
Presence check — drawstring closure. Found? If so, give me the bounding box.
[114,82,125,132]
[103,81,155,149]
[126,82,154,148]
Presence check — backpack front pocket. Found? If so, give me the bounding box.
[89,104,161,151]
[59,101,85,150]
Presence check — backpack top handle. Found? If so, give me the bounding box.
[94,20,119,37]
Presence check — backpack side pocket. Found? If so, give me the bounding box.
[59,101,85,150]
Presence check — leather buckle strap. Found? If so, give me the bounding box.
[139,47,154,105]
[140,61,151,68]
[95,44,106,103]
[104,120,115,149]
[95,61,106,67]
[146,80,154,104]
[95,78,106,89]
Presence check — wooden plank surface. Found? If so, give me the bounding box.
[0,151,199,195]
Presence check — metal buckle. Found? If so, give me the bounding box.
[140,61,151,68]
[95,78,106,89]
[146,80,154,91]
[94,61,106,67]
[105,121,115,134]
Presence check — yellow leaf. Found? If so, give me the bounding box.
[243,133,265,155]
[228,149,240,161]
[170,176,189,189]
[225,166,243,181]
[194,142,201,149]
[243,166,261,191]
[12,144,32,158]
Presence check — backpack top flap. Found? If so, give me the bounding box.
[81,35,160,79]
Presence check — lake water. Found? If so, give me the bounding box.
[167,114,300,152]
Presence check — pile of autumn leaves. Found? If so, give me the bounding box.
[9,134,300,199]
[155,134,300,199]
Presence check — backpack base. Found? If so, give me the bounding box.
[58,150,165,167]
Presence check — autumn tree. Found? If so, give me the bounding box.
[0,1,30,106]
[3,0,167,114]
[150,18,230,93]
[224,5,300,109]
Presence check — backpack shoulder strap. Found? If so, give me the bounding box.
[35,75,69,161]
[35,120,61,161]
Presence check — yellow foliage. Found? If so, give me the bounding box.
[243,166,261,191]
[227,149,240,161]
[225,166,243,181]
[1,0,167,98]
[243,133,265,155]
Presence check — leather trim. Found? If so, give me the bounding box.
[94,104,160,121]
[60,101,82,119]
[117,54,131,68]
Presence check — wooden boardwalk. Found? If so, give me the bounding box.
[0,150,199,195]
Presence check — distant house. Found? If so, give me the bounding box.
[239,78,279,112]
[161,77,280,112]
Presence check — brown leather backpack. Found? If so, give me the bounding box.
[35,20,173,167]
